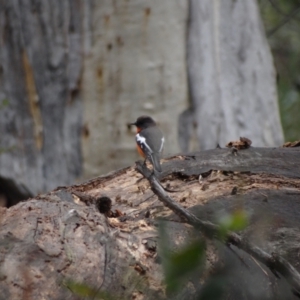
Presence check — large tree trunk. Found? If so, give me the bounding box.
[0,146,299,299]
[0,0,83,199]
[81,0,188,177]
[181,0,284,151]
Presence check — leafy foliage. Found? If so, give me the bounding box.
[218,210,249,239]
[64,279,115,300]
[259,0,300,141]
[158,209,249,299]
[158,221,206,296]
[0,99,9,110]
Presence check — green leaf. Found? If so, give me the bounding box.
[64,279,115,300]
[164,239,206,294]
[0,99,9,110]
[218,210,248,238]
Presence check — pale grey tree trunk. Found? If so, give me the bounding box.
[182,0,284,151]
[81,0,188,178]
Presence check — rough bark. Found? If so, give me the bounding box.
[0,0,82,196]
[181,0,284,151]
[0,146,300,299]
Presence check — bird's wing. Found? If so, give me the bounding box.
[136,127,164,172]
[136,127,164,154]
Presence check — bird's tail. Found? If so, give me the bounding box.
[150,153,162,172]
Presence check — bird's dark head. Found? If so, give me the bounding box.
[130,115,156,131]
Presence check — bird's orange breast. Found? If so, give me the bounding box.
[136,144,146,158]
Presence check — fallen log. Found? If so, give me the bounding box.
[0,146,300,299]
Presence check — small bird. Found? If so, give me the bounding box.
[130,116,164,172]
